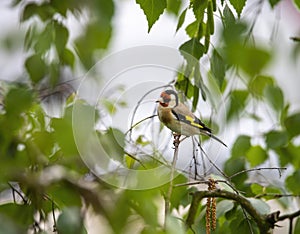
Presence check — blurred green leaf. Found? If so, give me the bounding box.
[275,143,300,167]
[249,75,274,98]
[176,8,187,32]
[224,157,248,191]
[269,0,281,8]
[32,131,55,156]
[5,86,34,116]
[25,55,47,84]
[192,0,208,22]
[75,22,112,69]
[0,204,34,228]
[166,0,181,16]
[51,107,78,156]
[211,49,225,89]
[265,130,288,149]
[246,145,268,167]
[231,135,251,158]
[0,214,24,234]
[294,0,300,10]
[228,45,271,76]
[284,112,300,138]
[54,21,69,55]
[295,217,300,234]
[264,84,284,112]
[229,0,246,17]
[99,128,125,162]
[227,90,248,120]
[207,0,214,34]
[286,169,300,194]
[21,3,39,21]
[57,207,86,234]
[47,184,82,208]
[61,48,75,68]
[223,4,235,27]
[179,38,205,61]
[136,0,167,32]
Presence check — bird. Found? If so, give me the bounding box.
[156,89,227,147]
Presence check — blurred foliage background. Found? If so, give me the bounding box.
[0,0,300,233]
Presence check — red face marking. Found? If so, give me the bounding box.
[160,92,171,103]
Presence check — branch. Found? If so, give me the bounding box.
[186,189,275,234]
[164,134,181,228]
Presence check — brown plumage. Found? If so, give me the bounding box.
[157,90,227,147]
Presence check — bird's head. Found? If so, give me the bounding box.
[157,90,178,108]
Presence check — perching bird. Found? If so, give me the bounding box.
[157,89,227,147]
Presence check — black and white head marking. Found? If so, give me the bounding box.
[163,90,178,108]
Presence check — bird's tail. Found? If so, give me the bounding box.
[202,131,227,147]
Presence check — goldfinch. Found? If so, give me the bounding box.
[157,90,227,147]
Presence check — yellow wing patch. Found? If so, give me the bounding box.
[184,115,204,129]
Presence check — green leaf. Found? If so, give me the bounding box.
[249,75,274,98]
[229,0,247,17]
[32,131,55,156]
[176,8,187,32]
[227,90,248,120]
[47,184,82,208]
[61,48,75,68]
[224,157,247,190]
[231,135,251,158]
[251,183,263,195]
[268,0,281,8]
[192,0,208,22]
[264,84,284,112]
[207,0,214,34]
[295,217,300,234]
[54,21,69,55]
[275,143,300,167]
[192,85,199,112]
[216,200,234,218]
[265,130,288,149]
[5,86,34,116]
[57,207,86,234]
[25,54,47,84]
[185,20,202,38]
[99,128,125,162]
[228,45,271,76]
[21,3,39,21]
[51,107,78,156]
[0,203,34,228]
[0,214,23,234]
[286,170,300,194]
[246,145,268,167]
[166,0,182,16]
[75,21,112,68]
[179,38,205,61]
[34,23,53,54]
[136,0,167,32]
[210,49,225,89]
[223,4,235,27]
[284,112,300,138]
[294,0,300,10]
[248,198,270,214]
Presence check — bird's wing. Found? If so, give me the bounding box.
[172,103,211,132]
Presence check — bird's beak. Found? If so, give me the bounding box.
[156,97,163,103]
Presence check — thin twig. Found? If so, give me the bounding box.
[229,167,287,179]
[125,115,157,136]
[164,134,181,228]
